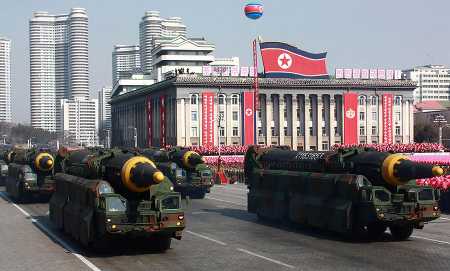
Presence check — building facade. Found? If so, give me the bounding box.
[0,37,11,122]
[139,11,186,75]
[61,97,98,146]
[152,36,215,81]
[403,65,450,103]
[111,75,416,150]
[29,8,89,132]
[112,45,141,84]
[98,86,112,132]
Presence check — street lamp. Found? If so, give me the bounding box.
[2,134,6,145]
[128,127,137,148]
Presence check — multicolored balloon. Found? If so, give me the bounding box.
[244,3,263,20]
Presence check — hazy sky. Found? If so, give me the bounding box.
[1,0,450,123]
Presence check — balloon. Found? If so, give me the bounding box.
[244,3,263,20]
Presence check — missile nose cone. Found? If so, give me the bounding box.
[46,159,53,167]
[153,171,165,183]
[432,166,444,176]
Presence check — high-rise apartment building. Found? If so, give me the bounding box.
[29,8,89,132]
[403,65,450,103]
[139,11,186,74]
[112,45,141,84]
[0,37,12,122]
[98,86,111,132]
[61,97,98,146]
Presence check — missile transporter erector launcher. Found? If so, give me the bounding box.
[50,148,185,251]
[0,148,12,185]
[5,148,55,202]
[244,146,444,240]
[140,147,214,199]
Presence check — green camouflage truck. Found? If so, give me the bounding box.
[245,146,443,240]
[49,148,185,251]
[140,147,213,199]
[5,148,55,202]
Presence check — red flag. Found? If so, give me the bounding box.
[343,93,358,144]
[146,96,152,147]
[201,92,215,146]
[159,96,165,147]
[260,42,328,79]
[243,91,255,145]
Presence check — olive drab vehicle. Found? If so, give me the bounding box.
[244,146,444,240]
[5,147,55,202]
[0,147,12,185]
[49,148,185,251]
[140,147,214,199]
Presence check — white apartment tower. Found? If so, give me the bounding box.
[0,37,12,122]
[403,65,450,103]
[98,86,112,132]
[29,8,89,132]
[61,97,98,146]
[112,45,141,84]
[139,11,186,74]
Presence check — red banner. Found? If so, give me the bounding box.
[202,92,215,146]
[146,96,152,147]
[243,91,255,145]
[159,96,166,147]
[343,93,358,144]
[382,94,393,144]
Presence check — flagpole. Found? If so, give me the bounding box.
[252,38,259,145]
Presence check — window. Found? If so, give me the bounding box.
[218,111,225,121]
[372,111,377,121]
[360,126,365,136]
[371,96,378,106]
[296,108,301,119]
[284,108,288,119]
[394,96,401,106]
[297,127,301,136]
[309,108,313,118]
[231,95,239,105]
[334,127,338,136]
[232,127,239,137]
[395,112,401,122]
[219,127,225,137]
[322,127,327,136]
[322,143,329,150]
[257,127,263,136]
[359,112,365,121]
[232,111,238,121]
[191,111,197,122]
[190,94,198,105]
[395,126,401,136]
[371,126,377,135]
[309,127,313,136]
[191,127,198,137]
[358,96,365,106]
[284,127,288,136]
[218,94,226,105]
[271,127,275,136]
[321,107,325,117]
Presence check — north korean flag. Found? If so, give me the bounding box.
[260,42,329,79]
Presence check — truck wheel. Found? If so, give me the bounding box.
[155,236,172,252]
[390,225,413,241]
[367,223,387,239]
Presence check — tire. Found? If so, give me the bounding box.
[155,236,172,252]
[390,225,414,241]
[367,223,387,239]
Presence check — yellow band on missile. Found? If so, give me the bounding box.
[121,156,161,193]
[432,166,444,176]
[34,152,54,172]
[182,151,199,168]
[381,154,408,186]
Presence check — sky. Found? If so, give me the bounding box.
[1,0,450,124]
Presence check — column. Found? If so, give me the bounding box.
[266,94,273,145]
[184,97,191,146]
[304,95,311,150]
[409,100,414,143]
[279,95,285,145]
[226,95,232,145]
[378,96,384,143]
[177,98,185,145]
[329,96,336,147]
[317,95,323,150]
[402,98,409,143]
[292,95,298,150]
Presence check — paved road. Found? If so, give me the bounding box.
[1,184,450,271]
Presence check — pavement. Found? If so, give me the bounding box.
[1,184,450,271]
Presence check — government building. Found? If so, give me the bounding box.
[110,74,416,151]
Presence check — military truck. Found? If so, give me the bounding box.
[245,146,443,240]
[5,148,55,202]
[140,147,213,199]
[49,148,185,251]
[0,148,11,185]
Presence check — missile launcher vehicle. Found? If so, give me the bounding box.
[5,147,55,202]
[0,148,12,185]
[49,148,185,251]
[140,147,213,199]
[245,146,444,240]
